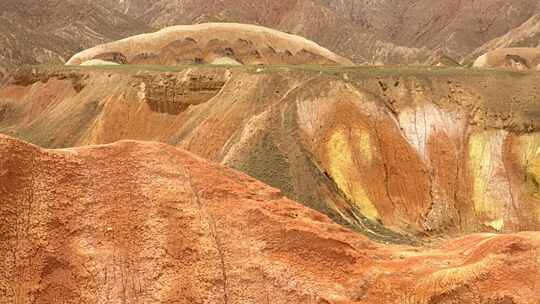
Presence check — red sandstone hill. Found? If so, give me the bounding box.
[1,134,539,303]
[2,65,540,240]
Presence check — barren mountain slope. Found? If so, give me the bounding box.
[66,23,353,66]
[101,0,540,63]
[389,0,540,58]
[4,0,540,65]
[0,0,151,66]
[2,65,540,239]
[1,134,539,303]
[466,14,540,64]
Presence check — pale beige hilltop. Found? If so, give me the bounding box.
[473,47,540,70]
[80,59,120,66]
[66,23,353,66]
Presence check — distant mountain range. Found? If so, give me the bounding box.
[1,0,540,66]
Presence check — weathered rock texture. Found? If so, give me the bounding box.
[66,23,353,66]
[1,134,539,303]
[1,66,540,239]
[466,14,540,64]
[0,0,152,66]
[3,0,540,65]
[99,0,540,64]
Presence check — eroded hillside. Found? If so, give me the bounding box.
[466,14,540,64]
[1,65,540,240]
[1,134,538,303]
[100,0,540,64]
[0,0,152,66]
[3,0,540,65]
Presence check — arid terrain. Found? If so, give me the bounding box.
[1,1,539,303]
[466,14,540,63]
[3,0,540,66]
[2,64,540,241]
[114,0,540,64]
[2,134,539,303]
[0,0,151,66]
[66,23,353,66]
[474,48,540,70]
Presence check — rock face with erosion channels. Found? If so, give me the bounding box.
[1,134,539,303]
[99,0,540,64]
[2,66,540,239]
[0,0,152,66]
[465,14,540,64]
[66,23,353,66]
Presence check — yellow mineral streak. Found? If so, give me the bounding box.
[516,133,540,220]
[352,128,373,163]
[469,133,494,214]
[529,152,540,219]
[487,218,504,231]
[468,131,506,230]
[515,133,540,165]
[327,127,379,220]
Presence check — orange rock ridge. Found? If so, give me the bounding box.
[1,134,539,303]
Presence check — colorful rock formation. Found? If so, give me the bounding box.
[1,134,538,303]
[1,66,540,238]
